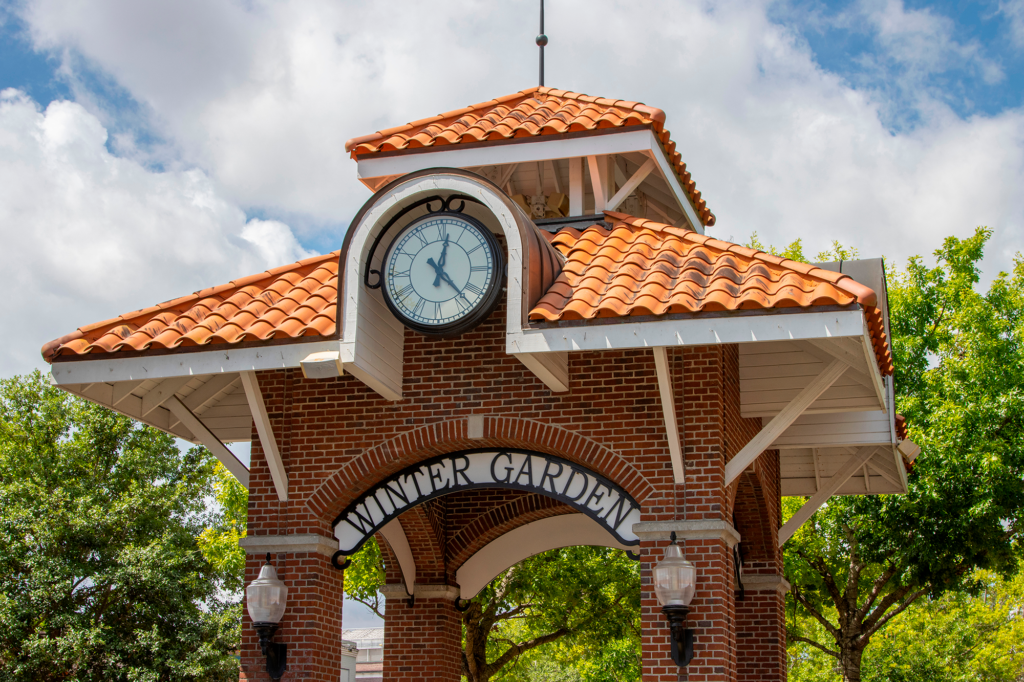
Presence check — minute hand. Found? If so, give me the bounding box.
[426,257,461,293]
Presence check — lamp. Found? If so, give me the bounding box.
[653,532,696,667]
[247,553,288,680]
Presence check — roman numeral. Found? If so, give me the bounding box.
[396,283,415,299]
[434,302,443,319]
[465,282,483,295]
[412,298,426,318]
[470,265,488,273]
[392,269,410,279]
[454,296,470,312]
[437,223,447,240]
[466,243,483,255]
[414,229,428,247]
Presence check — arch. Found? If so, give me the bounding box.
[332,449,642,555]
[456,514,634,598]
[306,416,656,524]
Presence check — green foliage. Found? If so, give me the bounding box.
[342,537,386,618]
[0,371,240,682]
[198,462,248,593]
[464,546,639,682]
[784,229,1024,680]
[747,232,807,262]
[788,569,1024,682]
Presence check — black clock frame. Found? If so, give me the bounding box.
[379,208,505,338]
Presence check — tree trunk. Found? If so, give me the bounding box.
[839,642,864,682]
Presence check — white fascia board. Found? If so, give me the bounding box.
[357,130,652,180]
[356,129,706,234]
[49,340,342,386]
[508,308,867,355]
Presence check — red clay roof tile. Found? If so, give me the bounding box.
[532,212,893,376]
[41,252,339,362]
[344,86,715,227]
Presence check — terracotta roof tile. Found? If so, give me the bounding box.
[42,252,339,362]
[531,212,893,376]
[344,86,716,227]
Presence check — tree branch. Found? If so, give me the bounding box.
[862,587,928,641]
[789,634,839,658]
[790,586,840,638]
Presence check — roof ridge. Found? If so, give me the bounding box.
[601,211,877,306]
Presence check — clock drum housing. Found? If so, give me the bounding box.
[380,210,505,338]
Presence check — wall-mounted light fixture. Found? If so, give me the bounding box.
[247,553,288,680]
[653,531,697,667]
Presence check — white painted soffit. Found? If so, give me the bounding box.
[49,307,875,387]
[355,128,706,235]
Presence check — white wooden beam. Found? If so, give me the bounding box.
[140,376,193,418]
[653,347,685,483]
[606,158,656,211]
[586,155,607,211]
[183,374,238,412]
[546,159,562,194]
[867,458,902,489]
[778,446,878,545]
[808,337,886,411]
[568,158,583,215]
[797,340,875,392]
[239,371,288,501]
[513,352,569,393]
[724,360,848,485]
[812,448,821,491]
[166,396,250,488]
[498,163,518,189]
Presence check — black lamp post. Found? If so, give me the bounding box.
[247,553,288,680]
[653,532,697,667]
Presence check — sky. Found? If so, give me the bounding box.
[3,0,1024,626]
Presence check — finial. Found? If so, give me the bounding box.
[266,552,272,564]
[537,0,546,86]
[670,531,677,544]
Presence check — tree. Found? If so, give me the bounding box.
[461,545,639,682]
[0,371,241,682]
[782,229,1024,681]
[344,540,640,682]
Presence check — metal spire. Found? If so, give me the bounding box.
[536,0,548,86]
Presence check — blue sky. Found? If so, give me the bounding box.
[2,0,1023,629]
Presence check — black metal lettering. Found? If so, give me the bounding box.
[344,501,376,534]
[451,455,472,485]
[382,479,409,509]
[603,493,635,531]
[584,481,608,515]
[538,459,563,493]
[429,462,449,492]
[403,470,425,498]
[561,467,591,501]
[490,452,515,483]
[514,455,534,486]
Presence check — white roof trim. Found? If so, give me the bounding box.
[356,128,706,233]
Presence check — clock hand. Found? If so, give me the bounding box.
[439,270,461,293]
[433,238,450,286]
[427,256,444,287]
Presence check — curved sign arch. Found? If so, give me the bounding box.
[332,449,642,555]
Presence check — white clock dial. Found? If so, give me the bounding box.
[381,213,501,335]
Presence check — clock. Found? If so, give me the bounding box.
[381,212,504,336]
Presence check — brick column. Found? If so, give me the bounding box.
[381,584,462,681]
[239,535,344,682]
[736,574,789,682]
[637,521,740,682]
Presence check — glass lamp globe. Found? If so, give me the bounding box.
[247,562,288,624]
[653,542,697,607]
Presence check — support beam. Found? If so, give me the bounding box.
[778,446,877,545]
[586,155,607,211]
[498,163,518,190]
[240,371,288,501]
[568,158,583,215]
[140,376,193,417]
[606,158,656,211]
[805,338,886,411]
[513,352,569,392]
[812,448,821,491]
[379,519,416,597]
[653,347,685,483]
[167,396,250,487]
[546,159,562,194]
[867,459,902,489]
[182,374,238,412]
[796,340,874,392]
[724,360,848,485]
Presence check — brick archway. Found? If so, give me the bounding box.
[306,416,655,526]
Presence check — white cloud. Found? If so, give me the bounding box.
[1002,0,1024,47]
[0,88,312,377]
[5,0,1024,373]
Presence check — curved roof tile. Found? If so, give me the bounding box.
[343,86,716,227]
[531,212,893,376]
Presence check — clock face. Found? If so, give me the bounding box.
[381,213,503,336]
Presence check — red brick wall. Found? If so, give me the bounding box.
[240,303,786,682]
[382,595,462,681]
[239,551,344,682]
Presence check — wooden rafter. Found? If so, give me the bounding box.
[240,371,288,501]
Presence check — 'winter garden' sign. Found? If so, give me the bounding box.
[332,449,642,554]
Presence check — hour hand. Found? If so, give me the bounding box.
[427,257,443,287]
